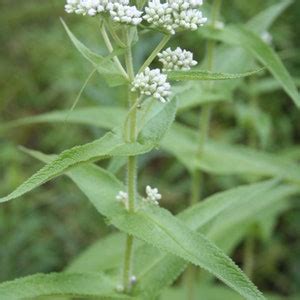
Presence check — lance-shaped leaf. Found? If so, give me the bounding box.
[0,272,132,300]
[246,0,293,34]
[167,68,263,81]
[1,107,126,131]
[22,149,265,300]
[61,19,128,87]
[0,132,152,204]
[161,123,300,183]
[201,25,300,107]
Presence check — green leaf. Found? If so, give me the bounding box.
[206,184,298,247]
[200,0,293,99]
[161,123,300,183]
[138,99,177,144]
[23,150,265,300]
[0,132,153,204]
[202,26,300,107]
[0,272,132,300]
[61,19,127,87]
[174,83,232,110]
[132,180,287,299]
[161,285,244,300]
[167,68,263,81]
[246,0,293,34]
[1,107,126,131]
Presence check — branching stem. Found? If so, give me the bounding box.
[138,34,171,74]
[100,24,129,80]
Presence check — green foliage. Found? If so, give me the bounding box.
[167,68,264,81]
[201,26,300,107]
[23,149,265,300]
[0,272,132,300]
[61,19,128,87]
[1,0,300,299]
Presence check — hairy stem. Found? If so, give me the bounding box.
[138,34,171,73]
[122,27,138,293]
[105,19,127,48]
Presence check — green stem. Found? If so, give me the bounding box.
[105,19,127,48]
[138,34,171,73]
[100,24,129,80]
[122,27,138,293]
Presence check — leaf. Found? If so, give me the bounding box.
[0,272,132,300]
[161,285,244,300]
[138,99,177,144]
[174,83,232,110]
[196,0,293,100]
[161,123,300,183]
[0,132,153,204]
[167,68,264,81]
[132,181,289,299]
[246,0,293,34]
[61,19,127,87]
[1,107,126,131]
[23,150,265,300]
[201,25,300,107]
[206,184,298,246]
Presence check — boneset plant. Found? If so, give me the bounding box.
[1,0,300,300]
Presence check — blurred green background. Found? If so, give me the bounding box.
[0,0,299,298]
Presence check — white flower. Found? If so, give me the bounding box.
[65,0,80,13]
[116,191,128,204]
[131,68,171,103]
[144,0,207,35]
[109,3,143,25]
[64,0,143,25]
[144,0,176,34]
[173,8,207,31]
[145,185,162,205]
[158,47,197,72]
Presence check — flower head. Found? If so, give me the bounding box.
[144,0,207,35]
[158,47,197,72]
[64,0,143,25]
[131,67,171,103]
[145,185,162,205]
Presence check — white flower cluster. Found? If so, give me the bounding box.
[144,0,207,34]
[116,185,162,208]
[144,185,162,205]
[64,0,143,25]
[131,67,171,103]
[158,47,197,72]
